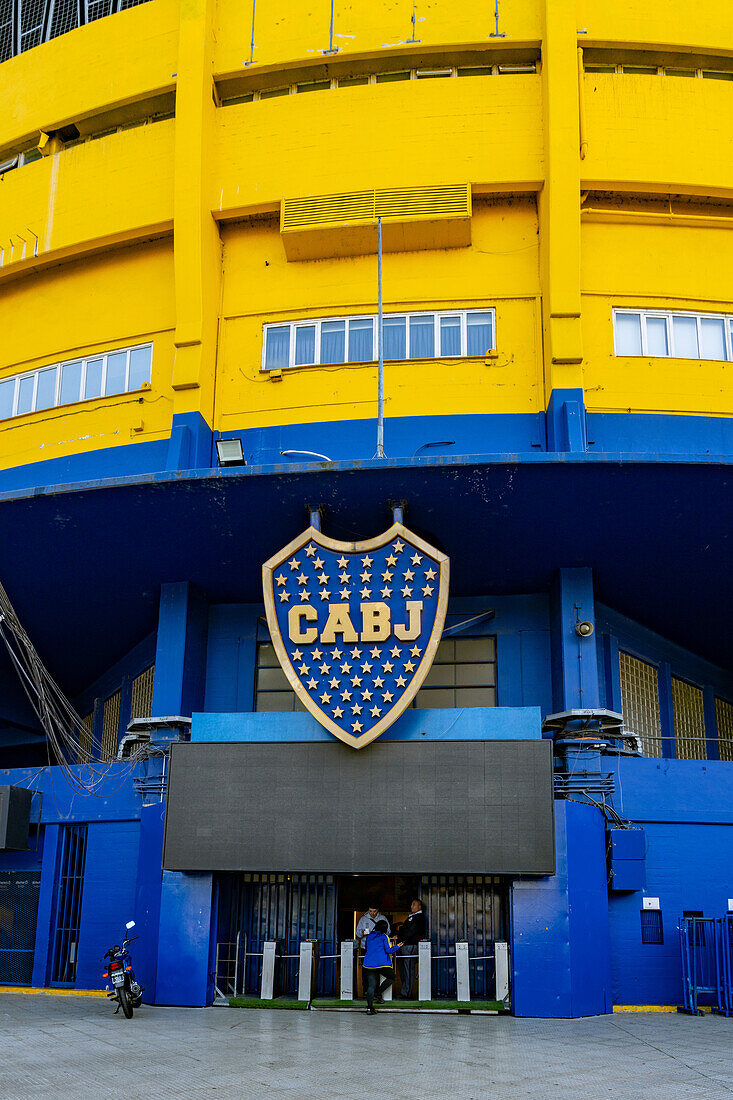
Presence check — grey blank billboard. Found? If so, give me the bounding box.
[163,739,555,875]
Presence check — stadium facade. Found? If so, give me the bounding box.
[0,0,731,1016]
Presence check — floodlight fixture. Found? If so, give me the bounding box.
[215,438,246,466]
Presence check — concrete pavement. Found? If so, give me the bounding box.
[1,993,732,1099]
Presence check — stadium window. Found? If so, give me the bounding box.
[254,642,306,712]
[253,635,497,712]
[294,80,331,94]
[613,309,733,360]
[716,697,733,762]
[619,652,662,758]
[262,310,496,371]
[130,665,155,721]
[221,61,538,104]
[101,691,122,759]
[412,637,497,710]
[0,344,152,421]
[672,677,707,760]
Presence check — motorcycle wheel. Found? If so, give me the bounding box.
[118,987,134,1019]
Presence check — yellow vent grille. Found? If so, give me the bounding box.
[281,184,471,233]
[375,185,470,219]
[282,191,375,229]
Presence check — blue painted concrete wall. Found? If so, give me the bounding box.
[192,707,543,743]
[74,822,139,990]
[604,757,733,1006]
[512,800,611,1017]
[203,596,554,717]
[0,409,731,499]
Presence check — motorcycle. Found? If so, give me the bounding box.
[102,920,143,1019]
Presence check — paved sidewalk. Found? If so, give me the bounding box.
[1,994,732,1099]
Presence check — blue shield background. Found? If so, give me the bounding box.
[265,528,447,745]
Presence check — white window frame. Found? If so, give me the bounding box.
[613,307,733,361]
[262,308,496,371]
[0,343,153,422]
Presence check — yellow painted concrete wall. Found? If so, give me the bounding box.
[217,199,541,431]
[583,74,733,195]
[576,0,733,55]
[0,0,731,471]
[214,0,544,74]
[0,242,176,471]
[0,0,178,153]
[213,77,542,212]
[582,219,733,415]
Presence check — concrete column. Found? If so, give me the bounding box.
[31,823,60,987]
[540,0,585,447]
[512,800,611,1017]
[550,567,600,711]
[151,582,209,717]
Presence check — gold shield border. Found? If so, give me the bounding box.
[262,522,450,749]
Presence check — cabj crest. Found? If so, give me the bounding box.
[263,524,449,748]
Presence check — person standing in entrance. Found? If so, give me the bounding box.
[356,905,390,950]
[396,898,426,1000]
[362,920,401,1014]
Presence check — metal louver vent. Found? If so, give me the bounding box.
[281,185,471,260]
[376,185,470,219]
[282,184,470,233]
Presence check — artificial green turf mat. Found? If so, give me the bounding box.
[229,996,503,1011]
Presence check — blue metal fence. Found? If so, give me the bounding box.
[679,915,733,1016]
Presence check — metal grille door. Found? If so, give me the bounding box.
[216,872,337,996]
[419,874,508,998]
[51,825,87,984]
[0,871,41,984]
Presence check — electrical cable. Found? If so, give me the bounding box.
[0,580,142,796]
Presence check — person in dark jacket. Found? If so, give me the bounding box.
[396,898,426,999]
[362,919,401,1014]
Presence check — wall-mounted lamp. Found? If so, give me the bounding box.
[215,438,246,466]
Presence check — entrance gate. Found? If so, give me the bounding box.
[216,873,337,996]
[216,872,508,1001]
[421,875,508,999]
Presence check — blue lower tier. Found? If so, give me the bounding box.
[1,406,732,496]
[2,743,731,1015]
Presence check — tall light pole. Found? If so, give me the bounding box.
[375,217,385,458]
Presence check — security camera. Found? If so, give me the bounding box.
[575,621,594,637]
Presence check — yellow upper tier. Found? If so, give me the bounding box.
[0,0,731,472]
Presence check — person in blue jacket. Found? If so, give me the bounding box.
[362,919,402,1014]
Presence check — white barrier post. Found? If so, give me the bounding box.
[495,941,510,1005]
[340,940,355,1000]
[261,941,276,1000]
[418,940,432,1002]
[298,941,314,1001]
[456,941,470,1002]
